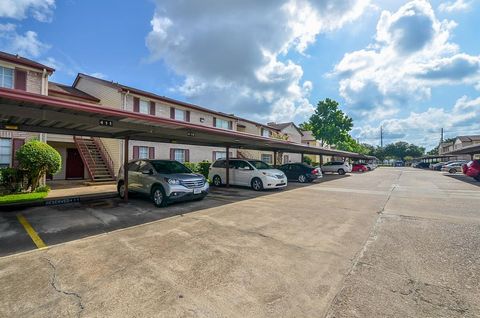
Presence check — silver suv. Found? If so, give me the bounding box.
[117,159,209,207]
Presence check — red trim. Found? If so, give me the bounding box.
[185,149,190,162]
[213,117,217,128]
[0,51,54,73]
[12,138,24,167]
[169,148,175,160]
[170,107,175,119]
[185,110,190,122]
[0,88,360,158]
[149,147,155,159]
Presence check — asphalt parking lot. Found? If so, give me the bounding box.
[1,168,479,317]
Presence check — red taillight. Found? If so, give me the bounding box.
[312,169,317,174]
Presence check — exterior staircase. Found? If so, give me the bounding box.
[74,136,116,183]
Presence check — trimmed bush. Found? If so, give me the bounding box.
[35,185,51,193]
[0,168,26,193]
[303,156,313,165]
[197,161,211,179]
[183,162,198,173]
[16,140,61,191]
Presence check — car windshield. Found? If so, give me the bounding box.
[151,160,191,174]
[248,160,270,170]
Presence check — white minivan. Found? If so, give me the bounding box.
[321,161,352,175]
[209,159,287,190]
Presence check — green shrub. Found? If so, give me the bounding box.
[0,168,26,193]
[35,185,51,193]
[183,162,198,173]
[197,161,211,179]
[16,140,61,191]
[303,156,313,165]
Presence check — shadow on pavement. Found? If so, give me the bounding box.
[444,174,480,187]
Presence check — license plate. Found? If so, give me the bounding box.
[193,188,202,195]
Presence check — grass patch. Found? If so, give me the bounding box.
[0,192,48,205]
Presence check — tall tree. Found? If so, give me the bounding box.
[302,98,353,146]
[383,141,425,160]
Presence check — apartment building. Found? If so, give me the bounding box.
[0,51,52,169]
[301,130,332,164]
[1,50,331,182]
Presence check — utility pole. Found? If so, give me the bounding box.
[380,125,383,148]
[440,127,444,143]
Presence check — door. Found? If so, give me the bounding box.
[233,160,253,186]
[66,148,85,179]
[127,161,141,192]
[282,164,293,180]
[11,138,25,168]
[137,161,155,194]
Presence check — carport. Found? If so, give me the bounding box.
[416,155,458,163]
[0,88,363,201]
[446,144,480,160]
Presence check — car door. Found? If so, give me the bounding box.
[234,160,253,186]
[137,161,156,195]
[322,162,333,173]
[290,164,302,180]
[281,164,292,180]
[127,161,141,192]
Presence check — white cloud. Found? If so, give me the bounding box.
[0,0,55,22]
[0,24,50,57]
[439,0,473,13]
[333,0,480,119]
[354,95,480,148]
[146,0,370,122]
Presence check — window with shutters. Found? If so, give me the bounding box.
[174,149,186,163]
[174,109,186,121]
[0,67,14,89]
[139,100,149,114]
[215,118,230,129]
[138,146,149,159]
[213,151,227,160]
[0,138,12,167]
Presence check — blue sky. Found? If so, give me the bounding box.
[1,0,479,149]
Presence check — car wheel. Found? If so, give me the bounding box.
[251,177,264,191]
[359,169,364,172]
[298,174,307,183]
[367,167,371,171]
[212,175,222,186]
[151,185,167,207]
[474,175,480,182]
[338,169,345,175]
[449,168,457,174]
[117,181,126,199]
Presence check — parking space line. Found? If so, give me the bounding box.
[16,214,47,249]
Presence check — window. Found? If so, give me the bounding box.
[213,151,227,160]
[0,138,11,167]
[138,146,149,159]
[139,100,149,114]
[175,109,186,121]
[0,67,13,89]
[283,155,289,163]
[261,154,273,164]
[170,149,189,163]
[215,118,231,129]
[233,160,252,170]
[151,160,191,174]
[212,160,226,168]
[248,160,271,169]
[261,128,270,138]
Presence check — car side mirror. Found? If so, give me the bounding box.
[142,169,153,175]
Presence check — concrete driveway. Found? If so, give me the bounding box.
[0,168,479,317]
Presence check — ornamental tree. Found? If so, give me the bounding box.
[16,140,61,191]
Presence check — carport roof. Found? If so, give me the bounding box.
[0,88,365,158]
[445,143,480,156]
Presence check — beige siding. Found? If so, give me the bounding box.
[26,70,42,94]
[75,78,123,109]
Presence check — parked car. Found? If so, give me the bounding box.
[394,160,405,167]
[117,159,209,207]
[365,162,377,171]
[413,162,430,169]
[278,163,322,183]
[352,163,368,172]
[321,161,352,175]
[430,162,446,170]
[209,158,287,190]
[441,161,467,174]
[462,160,480,181]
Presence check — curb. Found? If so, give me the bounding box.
[0,192,118,212]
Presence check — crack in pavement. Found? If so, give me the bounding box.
[324,170,403,318]
[43,257,84,317]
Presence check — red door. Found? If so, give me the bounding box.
[12,138,25,167]
[66,148,84,179]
